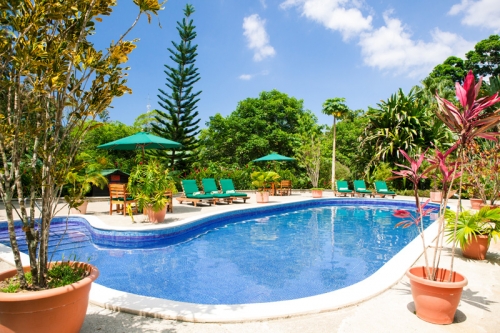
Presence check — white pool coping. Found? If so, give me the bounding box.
[0,199,440,323]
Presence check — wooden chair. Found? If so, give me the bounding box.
[165,190,173,213]
[277,180,292,196]
[109,183,138,215]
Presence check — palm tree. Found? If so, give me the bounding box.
[322,98,349,190]
[361,88,449,171]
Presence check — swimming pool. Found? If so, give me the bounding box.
[0,199,434,306]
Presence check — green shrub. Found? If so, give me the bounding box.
[0,262,88,293]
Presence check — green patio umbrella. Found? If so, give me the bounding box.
[252,152,295,162]
[97,132,182,156]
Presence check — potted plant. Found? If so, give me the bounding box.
[391,71,500,324]
[445,206,500,260]
[311,188,324,198]
[0,2,161,332]
[429,167,444,203]
[251,171,280,203]
[429,172,457,203]
[127,159,177,223]
[64,153,108,214]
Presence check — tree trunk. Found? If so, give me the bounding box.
[332,116,336,190]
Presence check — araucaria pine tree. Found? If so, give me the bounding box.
[153,4,201,172]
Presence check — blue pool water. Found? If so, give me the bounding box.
[0,200,433,304]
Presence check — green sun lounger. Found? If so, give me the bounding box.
[219,179,250,203]
[177,180,216,206]
[335,180,354,197]
[201,178,233,204]
[374,181,396,198]
[353,180,373,197]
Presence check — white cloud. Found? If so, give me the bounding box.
[260,0,267,9]
[239,70,270,81]
[280,0,372,40]
[281,0,477,77]
[358,13,474,77]
[448,0,500,32]
[243,14,276,61]
[239,74,253,80]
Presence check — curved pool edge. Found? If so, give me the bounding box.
[0,198,440,323]
[86,220,438,323]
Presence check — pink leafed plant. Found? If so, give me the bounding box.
[393,70,500,281]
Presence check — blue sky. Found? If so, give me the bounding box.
[94,0,500,128]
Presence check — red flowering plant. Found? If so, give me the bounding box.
[391,147,461,280]
[392,70,500,281]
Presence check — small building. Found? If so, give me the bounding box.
[91,169,130,197]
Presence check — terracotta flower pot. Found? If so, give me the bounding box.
[311,190,323,198]
[0,262,99,333]
[70,200,88,214]
[406,266,467,325]
[255,191,269,203]
[144,205,167,223]
[430,191,442,203]
[462,234,489,260]
[470,198,483,210]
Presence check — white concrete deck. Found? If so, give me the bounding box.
[1,191,499,332]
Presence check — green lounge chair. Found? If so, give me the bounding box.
[177,180,216,207]
[201,178,233,204]
[353,180,373,197]
[374,180,396,198]
[335,180,354,197]
[219,179,250,203]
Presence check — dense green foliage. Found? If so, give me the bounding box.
[153,4,201,173]
[361,88,445,170]
[75,35,500,194]
[325,109,368,180]
[78,121,138,172]
[429,56,468,84]
[198,90,315,165]
[465,34,500,77]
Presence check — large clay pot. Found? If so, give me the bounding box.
[255,191,269,203]
[0,262,99,333]
[430,191,442,203]
[406,266,467,325]
[144,205,167,223]
[462,234,489,260]
[70,200,89,214]
[470,198,483,210]
[311,190,323,198]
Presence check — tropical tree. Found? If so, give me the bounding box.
[153,4,201,173]
[326,109,369,180]
[322,98,349,190]
[0,0,162,289]
[294,113,324,188]
[465,34,500,77]
[198,90,315,165]
[80,120,137,172]
[360,88,451,175]
[428,56,468,84]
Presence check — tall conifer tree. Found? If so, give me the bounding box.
[153,4,201,172]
